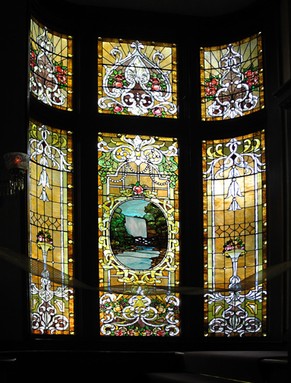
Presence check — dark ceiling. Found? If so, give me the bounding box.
[64,0,258,17]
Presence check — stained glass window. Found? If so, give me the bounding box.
[98,133,180,336]
[27,120,74,335]
[202,131,267,337]
[200,33,264,121]
[29,18,73,111]
[26,6,275,343]
[97,38,178,118]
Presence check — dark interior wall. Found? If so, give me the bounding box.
[0,1,30,343]
[276,0,291,361]
[280,0,291,83]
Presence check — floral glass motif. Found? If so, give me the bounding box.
[98,133,180,336]
[97,38,177,118]
[27,120,74,335]
[202,131,267,337]
[29,18,73,111]
[200,33,264,121]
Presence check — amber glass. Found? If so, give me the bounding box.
[97,38,177,118]
[98,132,180,336]
[200,33,264,121]
[202,130,267,337]
[30,18,73,111]
[27,120,74,335]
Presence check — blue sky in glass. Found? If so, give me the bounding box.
[119,200,149,217]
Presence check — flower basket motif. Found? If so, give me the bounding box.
[37,230,54,251]
[223,236,246,258]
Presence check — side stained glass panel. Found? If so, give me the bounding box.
[97,38,178,118]
[29,18,73,111]
[200,33,264,121]
[202,131,267,337]
[27,120,74,335]
[98,133,180,336]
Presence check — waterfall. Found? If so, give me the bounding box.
[125,216,147,238]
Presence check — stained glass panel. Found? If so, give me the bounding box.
[200,33,264,121]
[98,133,180,336]
[202,131,267,337]
[97,38,178,118]
[29,18,73,111]
[27,120,74,335]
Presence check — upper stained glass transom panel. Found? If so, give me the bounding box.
[200,33,264,121]
[29,18,73,111]
[97,38,178,118]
